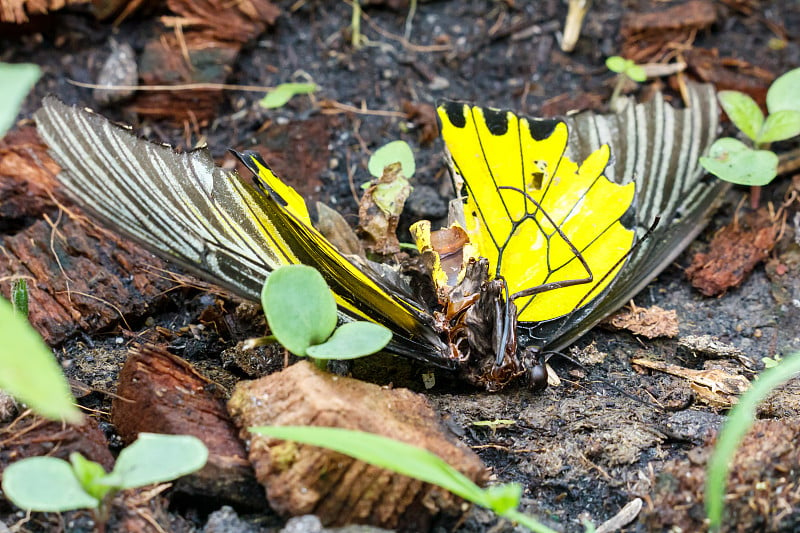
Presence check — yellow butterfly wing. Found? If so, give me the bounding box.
[438,103,635,323]
[34,97,449,364]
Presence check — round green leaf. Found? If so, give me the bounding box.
[700,138,778,186]
[260,83,318,109]
[306,321,392,359]
[2,456,99,512]
[368,140,416,178]
[756,109,800,144]
[605,56,627,73]
[718,91,763,142]
[0,297,82,423]
[627,64,647,83]
[0,62,41,138]
[767,67,800,114]
[106,433,208,490]
[261,265,338,356]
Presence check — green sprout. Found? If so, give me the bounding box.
[367,140,416,179]
[250,425,558,533]
[0,62,41,138]
[11,278,28,318]
[259,265,392,366]
[259,82,318,109]
[605,56,647,112]
[700,67,800,205]
[0,296,82,423]
[706,350,800,531]
[2,433,208,532]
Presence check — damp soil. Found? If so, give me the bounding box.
[2,1,800,532]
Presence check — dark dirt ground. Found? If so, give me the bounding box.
[2,0,800,532]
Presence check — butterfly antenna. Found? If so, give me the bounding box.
[544,349,664,410]
[542,216,662,348]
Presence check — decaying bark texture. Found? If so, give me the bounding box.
[113,344,265,509]
[228,361,488,531]
[0,0,87,23]
[0,411,114,475]
[0,128,178,345]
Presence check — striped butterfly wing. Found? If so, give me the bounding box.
[35,97,449,364]
[523,82,727,351]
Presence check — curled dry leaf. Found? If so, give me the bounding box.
[604,303,679,339]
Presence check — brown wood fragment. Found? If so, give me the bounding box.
[686,208,779,297]
[684,48,774,107]
[0,411,114,475]
[603,304,679,339]
[0,129,177,345]
[130,0,279,122]
[227,361,488,530]
[620,0,716,64]
[112,344,265,509]
[0,0,88,23]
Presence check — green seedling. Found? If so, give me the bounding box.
[11,278,28,318]
[0,62,41,138]
[2,433,208,532]
[700,68,800,204]
[250,425,558,533]
[761,353,782,369]
[350,0,363,48]
[706,350,800,531]
[0,296,82,423]
[260,265,392,365]
[368,140,416,179]
[259,82,318,109]
[605,56,647,112]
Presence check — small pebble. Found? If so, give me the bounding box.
[93,40,137,106]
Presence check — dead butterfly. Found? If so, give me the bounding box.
[34,83,725,390]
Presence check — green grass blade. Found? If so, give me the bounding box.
[706,351,800,530]
[251,426,557,532]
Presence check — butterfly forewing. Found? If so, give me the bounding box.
[35,97,292,299]
[35,97,451,365]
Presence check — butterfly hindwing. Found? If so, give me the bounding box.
[438,102,636,324]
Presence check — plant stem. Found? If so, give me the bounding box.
[609,75,626,113]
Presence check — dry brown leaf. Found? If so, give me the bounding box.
[604,303,679,339]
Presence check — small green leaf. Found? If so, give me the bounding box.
[700,138,778,186]
[605,56,627,73]
[766,67,800,113]
[70,452,113,501]
[627,64,647,83]
[756,109,800,144]
[483,483,523,515]
[12,278,28,318]
[2,456,99,512]
[372,170,411,215]
[104,433,208,490]
[718,91,764,141]
[368,140,416,178]
[259,83,317,109]
[0,62,41,138]
[306,321,392,359]
[0,297,83,423]
[261,265,338,356]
